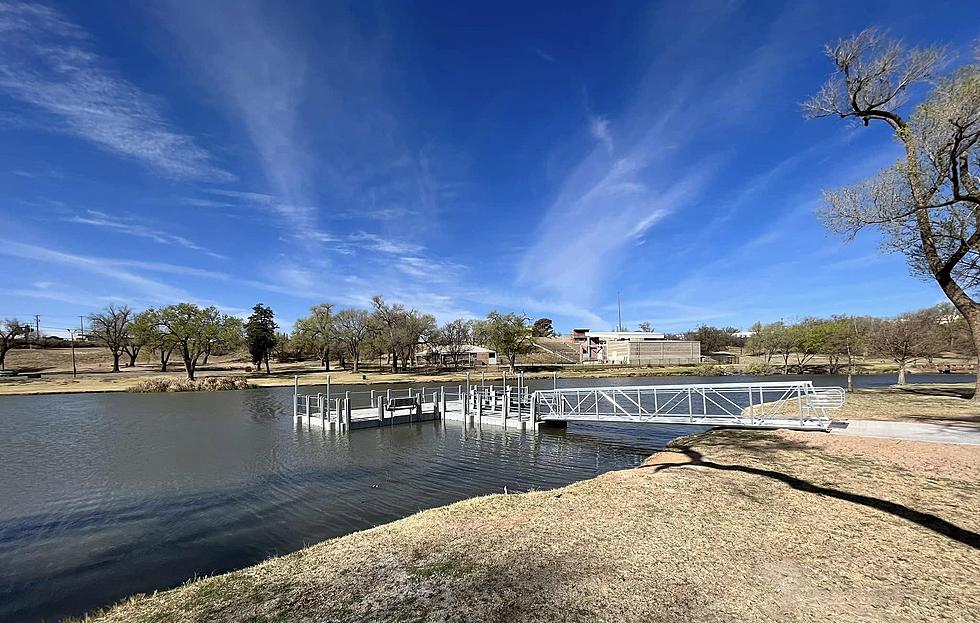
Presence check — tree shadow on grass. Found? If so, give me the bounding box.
[647,445,980,550]
[890,384,976,399]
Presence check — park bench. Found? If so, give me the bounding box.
[385,395,420,415]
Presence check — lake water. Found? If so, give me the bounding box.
[0,372,970,621]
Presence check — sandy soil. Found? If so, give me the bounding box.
[78,428,979,623]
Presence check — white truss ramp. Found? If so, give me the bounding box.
[533,381,844,431]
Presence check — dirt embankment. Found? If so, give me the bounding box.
[80,429,979,623]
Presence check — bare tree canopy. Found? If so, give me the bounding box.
[0,318,27,370]
[806,27,980,399]
[293,303,334,370]
[434,318,473,369]
[89,305,133,372]
[334,308,371,372]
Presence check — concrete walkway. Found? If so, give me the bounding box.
[832,419,980,445]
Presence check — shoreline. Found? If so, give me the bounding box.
[0,363,946,398]
[76,427,980,623]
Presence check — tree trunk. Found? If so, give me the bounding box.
[183,346,195,380]
[962,310,980,401]
[112,352,121,373]
[324,347,330,371]
[0,348,6,370]
[897,363,907,385]
[264,355,270,374]
[353,357,359,372]
[128,351,137,367]
[160,350,170,372]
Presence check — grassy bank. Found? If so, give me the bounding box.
[79,428,979,623]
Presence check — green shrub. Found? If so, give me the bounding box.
[744,362,776,376]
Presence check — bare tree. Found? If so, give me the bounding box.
[0,319,26,370]
[334,308,371,372]
[293,303,334,370]
[437,319,472,370]
[370,296,435,372]
[805,28,980,399]
[89,305,133,372]
[872,310,939,385]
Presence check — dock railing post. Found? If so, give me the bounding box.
[465,373,470,415]
[529,391,537,430]
[293,375,299,418]
[326,375,331,422]
[304,395,310,419]
[440,386,446,420]
[477,389,483,423]
[344,392,351,429]
[503,387,511,426]
[378,400,385,424]
[371,389,376,408]
[335,398,342,430]
[415,393,422,421]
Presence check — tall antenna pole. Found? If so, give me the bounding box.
[617,292,622,332]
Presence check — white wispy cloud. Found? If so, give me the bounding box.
[0,2,231,181]
[67,210,226,258]
[589,115,613,153]
[159,2,316,233]
[0,239,192,303]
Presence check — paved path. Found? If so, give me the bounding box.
[832,420,980,446]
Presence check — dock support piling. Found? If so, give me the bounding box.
[344,395,351,429]
[335,398,342,430]
[293,376,299,418]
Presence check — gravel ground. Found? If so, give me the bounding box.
[79,428,980,623]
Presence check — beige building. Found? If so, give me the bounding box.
[569,329,700,365]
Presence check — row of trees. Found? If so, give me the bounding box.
[85,303,276,379]
[745,304,975,388]
[288,297,537,372]
[1,299,541,377]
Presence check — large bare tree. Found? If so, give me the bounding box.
[0,319,26,370]
[334,308,371,372]
[89,305,133,372]
[805,28,980,398]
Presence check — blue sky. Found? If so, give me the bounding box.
[2,0,979,335]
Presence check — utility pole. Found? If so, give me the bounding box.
[34,315,41,348]
[79,315,85,335]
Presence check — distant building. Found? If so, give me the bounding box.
[569,329,700,365]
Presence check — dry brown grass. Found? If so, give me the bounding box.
[839,384,980,427]
[79,429,979,623]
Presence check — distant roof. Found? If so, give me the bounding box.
[421,344,495,355]
[572,330,667,340]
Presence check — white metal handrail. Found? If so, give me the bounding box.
[532,381,843,430]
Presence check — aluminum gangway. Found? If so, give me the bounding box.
[532,381,844,431]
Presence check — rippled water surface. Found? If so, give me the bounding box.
[0,372,969,621]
